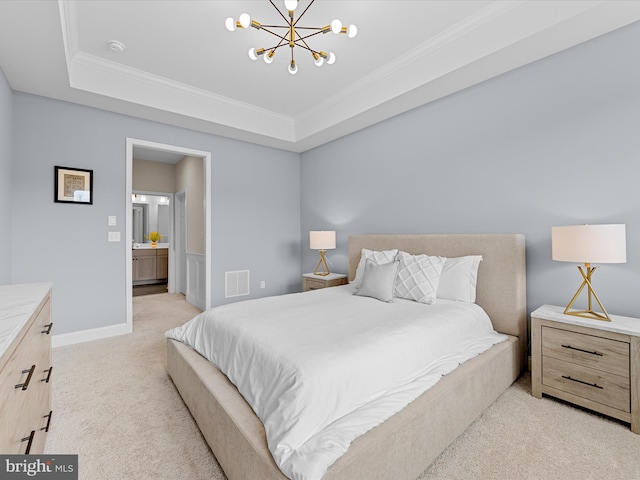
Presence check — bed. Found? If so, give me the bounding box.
[166,234,526,480]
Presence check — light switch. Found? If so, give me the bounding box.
[108,216,117,226]
[108,232,121,242]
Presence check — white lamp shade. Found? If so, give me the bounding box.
[310,231,336,250]
[552,224,626,264]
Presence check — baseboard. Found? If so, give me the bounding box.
[52,322,132,348]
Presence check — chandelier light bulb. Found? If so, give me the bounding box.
[327,52,336,64]
[347,24,358,38]
[248,48,258,60]
[284,0,298,11]
[330,19,342,34]
[314,55,324,67]
[288,61,298,75]
[225,17,236,31]
[239,13,251,29]
[264,50,275,64]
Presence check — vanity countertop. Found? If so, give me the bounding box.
[0,282,52,358]
[132,243,170,249]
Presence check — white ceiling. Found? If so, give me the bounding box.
[1,1,639,153]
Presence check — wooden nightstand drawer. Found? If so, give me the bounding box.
[542,326,629,377]
[302,274,348,292]
[305,278,329,290]
[542,356,630,412]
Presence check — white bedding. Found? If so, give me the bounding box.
[166,284,507,480]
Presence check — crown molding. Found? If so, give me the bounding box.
[55,0,640,152]
[58,0,295,141]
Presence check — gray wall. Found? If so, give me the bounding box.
[12,93,300,335]
[0,68,12,283]
[301,22,640,319]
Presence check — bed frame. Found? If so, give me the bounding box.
[167,234,526,480]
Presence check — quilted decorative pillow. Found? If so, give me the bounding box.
[353,259,399,303]
[436,255,483,303]
[394,251,445,304]
[353,248,398,289]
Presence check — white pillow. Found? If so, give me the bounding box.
[353,248,398,289]
[436,255,483,303]
[394,251,445,304]
[353,259,399,303]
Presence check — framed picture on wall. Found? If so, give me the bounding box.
[54,166,93,204]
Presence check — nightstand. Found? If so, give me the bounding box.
[302,273,348,292]
[531,305,640,434]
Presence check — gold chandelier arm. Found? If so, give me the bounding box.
[259,26,291,42]
[292,0,316,26]
[269,0,291,24]
[294,29,325,43]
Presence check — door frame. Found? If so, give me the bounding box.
[174,190,187,295]
[125,138,211,331]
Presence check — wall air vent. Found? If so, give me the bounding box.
[225,270,250,298]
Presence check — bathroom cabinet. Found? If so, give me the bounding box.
[133,248,168,284]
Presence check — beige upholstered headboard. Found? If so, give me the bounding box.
[348,234,527,370]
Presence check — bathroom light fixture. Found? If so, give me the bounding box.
[225,0,357,75]
[310,230,336,276]
[552,224,627,321]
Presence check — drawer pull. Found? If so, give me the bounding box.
[21,430,35,454]
[562,375,604,389]
[42,366,53,383]
[561,344,603,356]
[15,365,36,390]
[42,410,53,432]
[41,322,53,334]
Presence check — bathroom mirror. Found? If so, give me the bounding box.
[132,193,171,244]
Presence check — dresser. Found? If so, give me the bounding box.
[531,305,639,434]
[302,273,348,292]
[0,283,53,453]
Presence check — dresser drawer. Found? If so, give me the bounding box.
[542,326,629,377]
[0,292,52,454]
[542,356,630,412]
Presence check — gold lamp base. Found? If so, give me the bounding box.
[313,249,331,276]
[563,263,611,321]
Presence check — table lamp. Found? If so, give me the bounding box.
[310,231,336,276]
[551,224,626,321]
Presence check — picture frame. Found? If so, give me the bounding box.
[54,166,93,205]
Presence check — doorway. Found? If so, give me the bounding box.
[132,192,172,297]
[125,138,211,332]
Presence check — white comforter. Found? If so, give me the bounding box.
[166,285,506,480]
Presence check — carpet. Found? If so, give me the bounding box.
[45,293,640,479]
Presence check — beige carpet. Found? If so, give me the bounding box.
[46,293,640,480]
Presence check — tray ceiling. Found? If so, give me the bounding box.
[0,1,639,152]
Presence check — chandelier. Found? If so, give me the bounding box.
[224,0,357,75]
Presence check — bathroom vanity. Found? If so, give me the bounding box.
[132,245,168,284]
